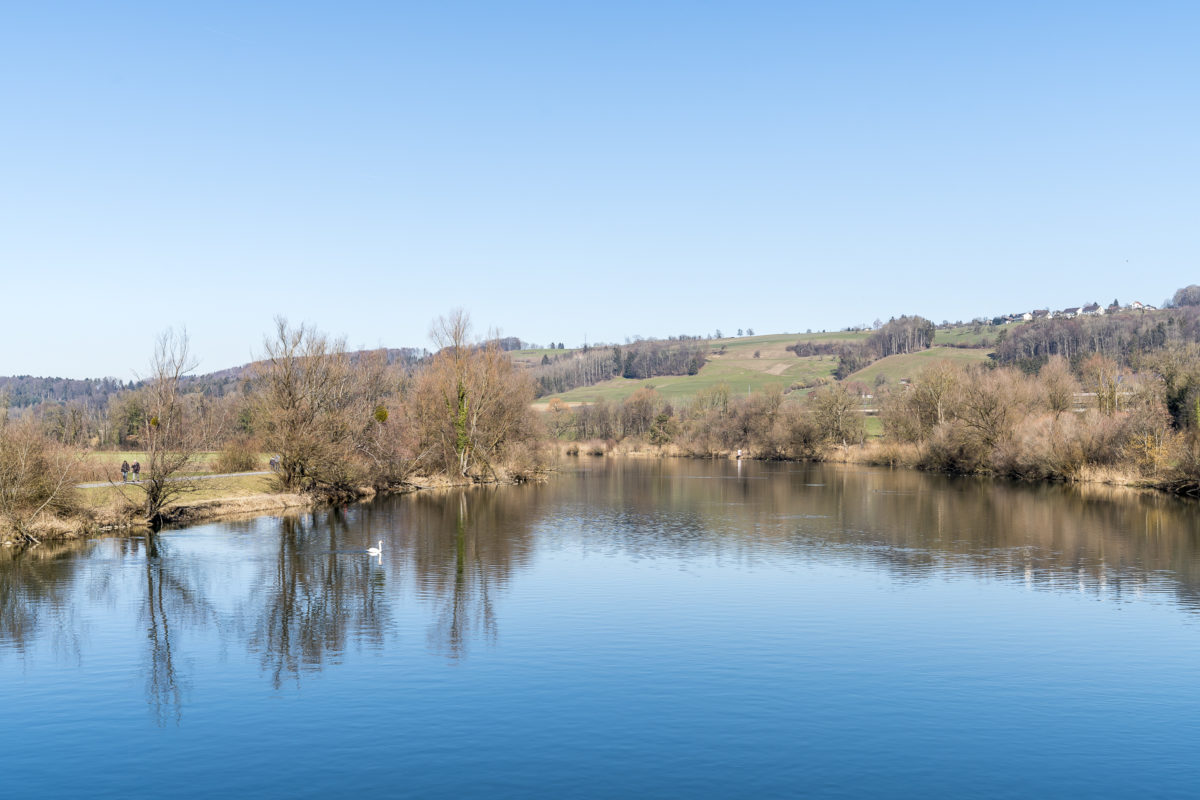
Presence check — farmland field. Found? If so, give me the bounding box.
[533,328,992,406]
[842,346,992,386]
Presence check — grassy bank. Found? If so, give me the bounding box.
[3,469,527,545]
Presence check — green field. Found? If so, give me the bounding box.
[533,332,865,405]
[843,346,992,386]
[508,347,575,367]
[534,328,993,407]
[933,325,998,347]
[864,415,883,438]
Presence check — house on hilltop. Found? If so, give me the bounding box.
[1082,302,1103,316]
[1060,307,1080,318]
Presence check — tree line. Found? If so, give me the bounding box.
[0,311,544,537]
[531,340,706,397]
[786,315,936,379]
[993,306,1200,372]
[545,381,867,460]
[543,343,1200,494]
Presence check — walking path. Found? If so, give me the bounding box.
[77,471,271,489]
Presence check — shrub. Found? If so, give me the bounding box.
[0,417,81,537]
[214,438,261,474]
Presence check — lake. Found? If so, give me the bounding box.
[3,458,1200,798]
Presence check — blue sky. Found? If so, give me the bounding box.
[2,1,1197,378]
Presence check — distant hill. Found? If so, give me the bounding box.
[532,330,871,405]
[841,347,991,387]
[0,375,138,409]
[0,346,430,408]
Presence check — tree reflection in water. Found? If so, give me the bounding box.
[430,492,497,658]
[141,533,182,725]
[397,486,542,660]
[4,461,1200,700]
[565,459,1200,610]
[248,509,390,688]
[0,541,84,659]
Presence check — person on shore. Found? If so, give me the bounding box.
[120,460,130,482]
[131,461,141,482]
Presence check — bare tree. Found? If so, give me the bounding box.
[1038,356,1078,417]
[412,310,539,480]
[251,318,386,497]
[809,384,865,449]
[0,413,82,542]
[135,329,203,525]
[1080,354,1121,415]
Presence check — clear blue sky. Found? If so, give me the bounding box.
[2,1,1197,378]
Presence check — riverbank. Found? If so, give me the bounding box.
[1,472,515,546]
[555,438,1185,495]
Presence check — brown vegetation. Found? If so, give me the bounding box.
[0,414,82,542]
[410,310,544,482]
[2,311,549,541]
[544,333,1200,496]
[12,291,1200,541]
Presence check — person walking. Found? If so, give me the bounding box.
[131,461,141,482]
[120,460,130,482]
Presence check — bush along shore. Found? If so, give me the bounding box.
[12,300,1200,543]
[544,350,1200,497]
[1,312,549,545]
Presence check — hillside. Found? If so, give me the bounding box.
[528,324,1006,406]
[841,346,992,387]
[534,330,881,405]
[1,346,430,408]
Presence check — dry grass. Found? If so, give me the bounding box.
[156,492,311,527]
[1074,463,1146,487]
[77,474,279,513]
[851,439,922,467]
[76,451,228,483]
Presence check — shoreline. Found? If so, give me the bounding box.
[556,439,1193,496]
[2,472,503,546]
[7,446,1190,545]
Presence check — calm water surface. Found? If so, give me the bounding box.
[4,459,1200,798]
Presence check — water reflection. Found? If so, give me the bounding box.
[0,540,83,658]
[552,459,1200,610]
[3,459,1200,697]
[140,533,193,725]
[248,510,391,688]
[394,485,540,658]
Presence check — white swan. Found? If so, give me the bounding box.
[367,540,383,556]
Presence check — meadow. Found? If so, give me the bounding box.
[76,450,267,483]
[533,327,989,406]
[76,473,278,513]
[843,346,992,386]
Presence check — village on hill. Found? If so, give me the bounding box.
[994,300,1156,325]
